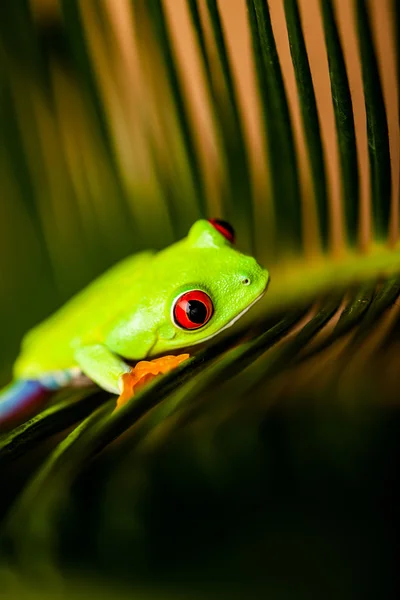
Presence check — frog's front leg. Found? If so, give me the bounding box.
[74,344,131,394]
[75,345,191,410]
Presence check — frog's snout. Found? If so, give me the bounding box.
[240,259,269,294]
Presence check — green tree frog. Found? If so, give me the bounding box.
[0,219,269,426]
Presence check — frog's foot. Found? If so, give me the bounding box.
[116,354,190,410]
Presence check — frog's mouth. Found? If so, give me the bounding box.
[207,288,267,340]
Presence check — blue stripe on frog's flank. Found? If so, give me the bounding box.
[0,368,90,428]
[0,379,53,426]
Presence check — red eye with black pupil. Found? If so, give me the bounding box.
[173,290,213,330]
[208,218,235,244]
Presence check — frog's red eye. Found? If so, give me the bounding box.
[173,290,213,330]
[208,219,235,244]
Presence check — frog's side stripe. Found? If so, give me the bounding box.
[0,368,83,427]
[0,379,52,425]
[38,367,82,390]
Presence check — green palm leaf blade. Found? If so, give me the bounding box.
[394,0,400,121]
[284,0,329,249]
[139,0,207,231]
[0,0,399,597]
[0,71,41,242]
[0,389,107,469]
[0,3,56,277]
[58,0,136,249]
[355,0,392,240]
[292,283,375,364]
[188,0,254,252]
[204,0,255,250]
[320,0,360,246]
[249,0,302,256]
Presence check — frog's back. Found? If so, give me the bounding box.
[14,251,154,378]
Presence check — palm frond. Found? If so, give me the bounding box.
[0,0,399,597]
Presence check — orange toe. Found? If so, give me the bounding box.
[116,354,190,410]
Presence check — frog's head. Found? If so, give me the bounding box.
[153,219,269,353]
[106,219,269,359]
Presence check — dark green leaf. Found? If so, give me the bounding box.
[320,0,360,245]
[355,0,391,239]
[284,0,329,248]
[248,0,302,255]
[141,0,207,228]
